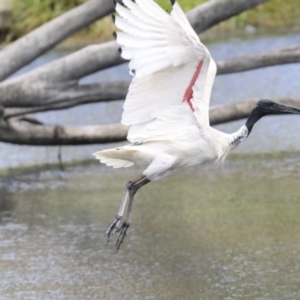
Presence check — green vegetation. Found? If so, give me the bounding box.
[216,0,300,31]
[3,0,300,44]
[7,0,85,40]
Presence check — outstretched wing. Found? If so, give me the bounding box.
[114,0,217,132]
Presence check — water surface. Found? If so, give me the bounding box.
[1,154,300,299]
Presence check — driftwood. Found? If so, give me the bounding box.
[0,0,299,146]
[1,98,299,145]
[217,46,300,74]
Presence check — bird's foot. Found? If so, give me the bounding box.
[115,222,130,252]
[104,215,122,243]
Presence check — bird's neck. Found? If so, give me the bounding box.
[214,125,249,166]
[205,125,248,166]
[229,105,267,147]
[245,106,265,134]
[228,125,249,147]
[210,103,276,165]
[227,105,266,148]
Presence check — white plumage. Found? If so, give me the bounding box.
[92,0,273,250]
[94,0,230,173]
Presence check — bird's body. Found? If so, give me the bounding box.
[93,0,300,251]
[97,123,238,180]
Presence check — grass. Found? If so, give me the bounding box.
[2,0,300,45]
[215,0,300,32]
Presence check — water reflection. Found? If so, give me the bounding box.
[0,183,15,223]
[0,154,300,298]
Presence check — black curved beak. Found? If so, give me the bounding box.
[256,100,300,115]
[273,103,300,115]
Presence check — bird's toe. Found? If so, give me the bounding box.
[115,222,130,252]
[104,215,122,243]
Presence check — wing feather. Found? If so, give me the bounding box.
[123,0,163,26]
[170,2,199,41]
[114,0,216,138]
[127,105,201,143]
[114,16,163,39]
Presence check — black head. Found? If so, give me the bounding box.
[246,99,300,134]
[256,99,300,115]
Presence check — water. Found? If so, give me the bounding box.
[1,154,300,299]
[1,33,300,170]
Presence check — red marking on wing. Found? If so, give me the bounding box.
[183,61,203,112]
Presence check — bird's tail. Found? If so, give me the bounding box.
[93,146,135,169]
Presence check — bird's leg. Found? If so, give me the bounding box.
[104,188,129,243]
[115,174,150,251]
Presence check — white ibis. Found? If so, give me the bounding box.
[93,0,300,251]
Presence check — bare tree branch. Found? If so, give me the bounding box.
[217,46,300,74]
[1,80,128,109]
[187,0,269,33]
[19,116,44,125]
[4,82,129,118]
[0,0,115,81]
[7,42,123,83]
[0,119,128,145]
[1,98,299,146]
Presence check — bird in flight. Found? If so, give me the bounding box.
[94,0,300,251]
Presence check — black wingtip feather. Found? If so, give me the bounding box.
[111,14,115,23]
[113,0,116,7]
[113,32,117,40]
[170,0,175,5]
